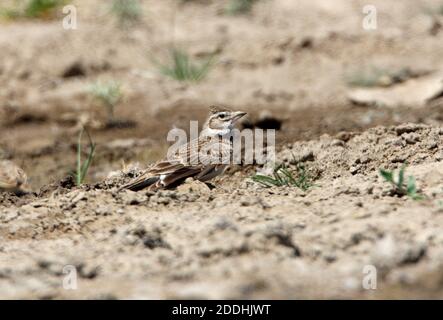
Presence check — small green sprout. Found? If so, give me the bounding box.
[1,0,67,20]
[25,0,65,18]
[225,0,258,15]
[75,127,96,186]
[110,0,142,26]
[345,66,417,88]
[156,48,215,82]
[89,81,123,125]
[422,3,443,16]
[0,8,21,19]
[252,163,314,191]
[379,165,424,200]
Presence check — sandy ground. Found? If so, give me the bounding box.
[1,0,443,299]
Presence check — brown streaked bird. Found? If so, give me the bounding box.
[0,160,28,193]
[121,106,247,191]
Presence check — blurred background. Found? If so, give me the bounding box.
[1,0,443,189]
[2,0,443,300]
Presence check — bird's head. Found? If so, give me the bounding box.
[204,105,247,136]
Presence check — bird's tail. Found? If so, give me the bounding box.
[120,176,160,191]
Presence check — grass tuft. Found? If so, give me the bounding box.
[76,127,96,186]
[156,48,214,82]
[379,165,424,200]
[425,3,443,16]
[225,0,258,15]
[0,7,21,19]
[89,81,123,125]
[345,66,417,88]
[252,163,314,191]
[110,0,142,26]
[1,0,66,20]
[25,0,65,18]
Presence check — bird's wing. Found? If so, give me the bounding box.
[122,157,198,191]
[122,137,232,191]
[150,136,232,173]
[161,166,203,186]
[148,160,187,175]
[122,162,202,191]
[121,174,159,191]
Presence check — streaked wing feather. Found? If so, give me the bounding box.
[195,164,217,179]
[122,171,156,190]
[125,176,159,191]
[122,134,232,191]
[149,161,185,175]
[162,167,202,186]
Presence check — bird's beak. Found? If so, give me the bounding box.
[231,111,247,123]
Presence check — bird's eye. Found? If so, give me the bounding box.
[218,113,226,119]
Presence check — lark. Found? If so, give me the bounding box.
[0,160,28,194]
[121,106,247,191]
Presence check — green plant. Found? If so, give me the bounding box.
[89,81,123,124]
[25,0,66,18]
[225,0,258,15]
[425,3,443,15]
[0,6,21,19]
[156,48,214,82]
[75,127,96,186]
[252,163,314,191]
[379,165,424,200]
[1,0,66,19]
[347,66,417,88]
[110,0,142,26]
